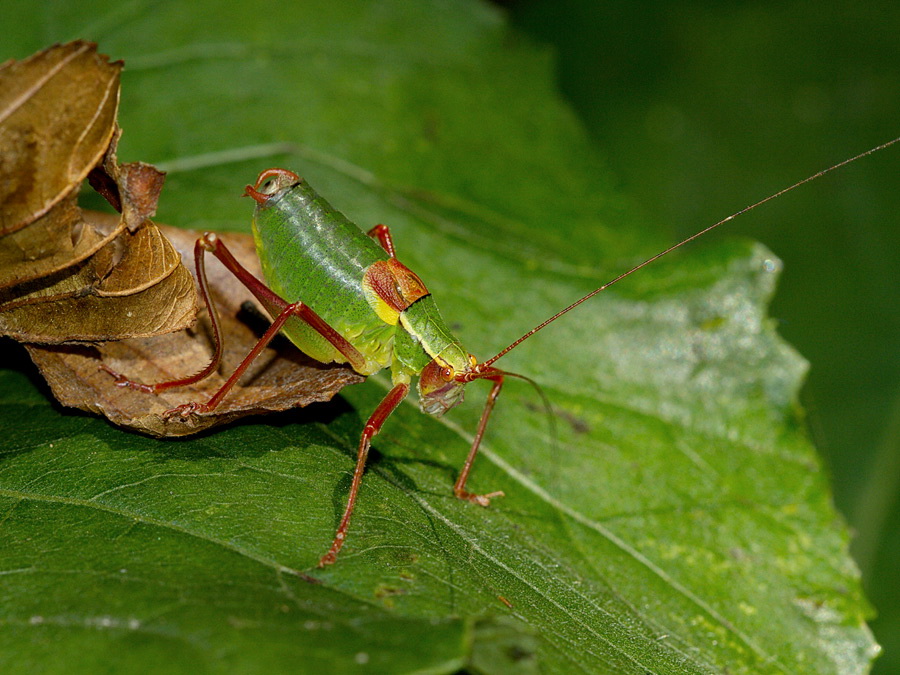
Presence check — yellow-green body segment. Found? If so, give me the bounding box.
[250,178,471,395]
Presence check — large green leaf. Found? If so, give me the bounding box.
[506,4,900,672]
[0,1,875,673]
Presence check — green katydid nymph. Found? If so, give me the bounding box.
[107,138,898,567]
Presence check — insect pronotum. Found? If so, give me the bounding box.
[105,137,899,566]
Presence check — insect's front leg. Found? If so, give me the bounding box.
[454,373,506,507]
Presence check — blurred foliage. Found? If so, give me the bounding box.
[505,0,900,671]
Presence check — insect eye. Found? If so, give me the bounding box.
[441,367,453,381]
[259,178,279,195]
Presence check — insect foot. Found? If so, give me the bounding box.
[455,489,505,507]
[99,364,155,393]
[162,401,209,419]
[318,550,338,568]
[318,529,349,567]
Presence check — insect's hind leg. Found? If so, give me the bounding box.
[101,235,227,393]
[103,232,367,410]
[199,233,367,372]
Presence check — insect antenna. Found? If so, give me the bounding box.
[490,368,561,485]
[499,369,558,443]
[481,136,900,368]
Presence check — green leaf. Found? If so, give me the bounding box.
[1,1,875,673]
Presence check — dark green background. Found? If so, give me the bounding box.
[504,0,899,671]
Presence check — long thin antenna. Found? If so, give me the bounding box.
[482,136,900,368]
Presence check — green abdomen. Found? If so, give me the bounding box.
[252,182,395,374]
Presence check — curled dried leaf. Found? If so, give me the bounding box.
[0,186,126,289]
[3,42,356,435]
[0,41,120,235]
[95,214,182,296]
[0,211,196,342]
[0,41,196,341]
[88,127,167,232]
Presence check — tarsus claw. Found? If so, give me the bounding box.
[455,489,505,507]
[99,364,154,393]
[318,552,337,568]
[162,402,208,419]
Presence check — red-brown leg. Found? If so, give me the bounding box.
[318,382,410,567]
[104,232,367,399]
[200,233,367,372]
[101,237,225,392]
[164,298,331,418]
[366,224,395,257]
[453,374,506,507]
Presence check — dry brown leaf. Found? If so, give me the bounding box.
[0,210,196,342]
[95,213,182,296]
[0,41,120,236]
[0,218,119,313]
[5,41,358,435]
[2,260,195,342]
[0,185,127,288]
[0,42,196,341]
[88,127,167,233]
[26,224,365,437]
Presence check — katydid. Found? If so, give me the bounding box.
[106,138,898,567]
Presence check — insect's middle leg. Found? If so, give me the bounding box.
[319,381,410,567]
[366,224,395,257]
[453,374,506,507]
